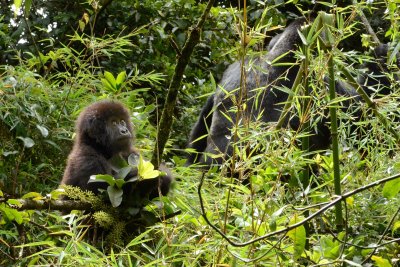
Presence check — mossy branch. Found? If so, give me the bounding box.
[151,0,216,167]
[1,197,181,222]
[0,198,92,212]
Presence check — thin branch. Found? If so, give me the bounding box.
[226,234,286,263]
[198,172,400,247]
[169,36,182,55]
[362,206,400,264]
[328,229,400,250]
[0,248,14,261]
[21,10,43,70]
[352,0,380,44]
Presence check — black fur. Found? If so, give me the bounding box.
[187,18,399,168]
[358,44,400,96]
[186,95,215,164]
[187,18,308,166]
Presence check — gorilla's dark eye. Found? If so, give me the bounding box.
[120,120,126,126]
[112,120,117,126]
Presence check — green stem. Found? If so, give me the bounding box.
[328,51,343,230]
[275,64,304,130]
[301,47,310,186]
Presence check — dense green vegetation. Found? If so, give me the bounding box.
[1,0,399,266]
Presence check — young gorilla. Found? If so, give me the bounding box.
[61,100,171,202]
[187,17,399,168]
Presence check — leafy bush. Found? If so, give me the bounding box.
[1,0,400,266]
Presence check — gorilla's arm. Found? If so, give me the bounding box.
[187,94,215,164]
[61,152,110,193]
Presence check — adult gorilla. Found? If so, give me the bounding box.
[187,17,399,167]
[187,17,311,166]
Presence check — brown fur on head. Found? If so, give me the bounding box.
[61,100,135,191]
[75,100,134,157]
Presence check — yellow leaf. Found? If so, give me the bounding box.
[371,256,392,267]
[82,12,89,24]
[346,196,354,207]
[138,155,160,179]
[79,20,85,32]
[393,221,400,233]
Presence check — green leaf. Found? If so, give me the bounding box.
[114,179,125,189]
[79,20,85,32]
[2,206,23,224]
[7,199,23,208]
[109,155,129,170]
[271,205,287,218]
[12,209,23,224]
[22,192,43,200]
[269,219,277,232]
[320,236,340,259]
[89,174,115,186]
[287,215,306,260]
[382,178,400,199]
[138,154,160,179]
[13,0,22,17]
[107,186,123,207]
[36,125,49,137]
[371,256,392,267]
[128,153,139,166]
[116,71,127,89]
[393,221,400,234]
[101,78,116,92]
[24,0,32,17]
[17,137,35,148]
[319,12,335,45]
[49,189,65,200]
[144,104,156,113]
[116,166,133,179]
[104,71,116,87]
[15,240,55,248]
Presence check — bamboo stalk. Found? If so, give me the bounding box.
[328,51,343,230]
